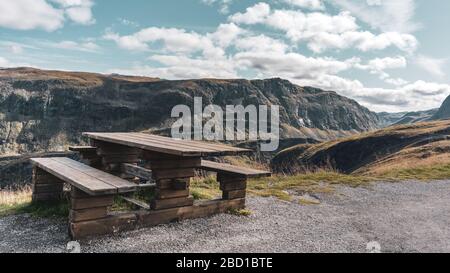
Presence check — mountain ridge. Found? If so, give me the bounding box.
[0,67,380,155]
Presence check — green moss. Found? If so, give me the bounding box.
[227,208,252,217]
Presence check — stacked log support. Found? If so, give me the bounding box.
[69,187,130,239]
[32,167,64,202]
[90,139,141,179]
[143,151,199,210]
[217,173,248,200]
[69,146,101,168]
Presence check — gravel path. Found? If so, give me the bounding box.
[2,180,450,253]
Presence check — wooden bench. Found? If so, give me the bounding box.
[200,160,271,200]
[30,157,138,239]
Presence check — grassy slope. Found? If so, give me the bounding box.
[272,120,450,174]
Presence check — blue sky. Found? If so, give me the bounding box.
[0,0,449,112]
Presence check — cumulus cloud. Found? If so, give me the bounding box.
[282,0,325,10]
[228,3,418,53]
[415,55,447,78]
[104,27,225,58]
[330,0,420,33]
[0,0,95,31]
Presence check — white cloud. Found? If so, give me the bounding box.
[330,0,420,33]
[0,0,64,31]
[202,0,234,14]
[0,0,95,31]
[50,40,100,52]
[207,23,245,48]
[51,0,95,25]
[283,0,325,10]
[235,51,358,80]
[104,27,225,58]
[229,4,418,53]
[356,56,409,86]
[415,55,447,78]
[228,2,271,24]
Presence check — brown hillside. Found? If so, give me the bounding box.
[272,120,450,174]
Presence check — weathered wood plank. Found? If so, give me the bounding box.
[130,133,250,154]
[147,158,201,170]
[137,198,245,226]
[69,146,97,153]
[31,158,117,196]
[53,157,137,193]
[70,207,108,223]
[32,183,64,193]
[156,189,190,199]
[152,168,196,180]
[201,160,271,178]
[71,195,114,210]
[121,196,151,210]
[223,190,246,200]
[220,181,247,191]
[120,163,152,180]
[151,196,194,210]
[101,154,139,164]
[69,213,137,240]
[156,179,190,190]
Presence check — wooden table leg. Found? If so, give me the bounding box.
[143,151,199,210]
[217,173,248,200]
[90,139,141,179]
[32,167,64,202]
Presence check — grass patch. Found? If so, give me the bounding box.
[227,208,252,217]
[16,200,69,218]
[190,163,450,203]
[0,186,33,217]
[0,186,69,218]
[190,176,221,200]
[377,163,450,181]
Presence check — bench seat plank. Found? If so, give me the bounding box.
[200,160,271,178]
[30,158,136,196]
[54,158,136,193]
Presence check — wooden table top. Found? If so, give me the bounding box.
[83,132,252,157]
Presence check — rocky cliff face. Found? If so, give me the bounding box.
[0,68,380,155]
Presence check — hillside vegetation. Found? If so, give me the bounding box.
[272,120,450,175]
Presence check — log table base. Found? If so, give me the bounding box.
[32,167,65,202]
[70,197,245,240]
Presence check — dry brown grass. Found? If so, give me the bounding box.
[360,140,450,175]
[0,186,32,216]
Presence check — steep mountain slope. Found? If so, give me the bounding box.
[272,120,450,174]
[433,95,450,120]
[0,67,379,155]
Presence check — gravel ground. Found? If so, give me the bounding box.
[2,180,450,253]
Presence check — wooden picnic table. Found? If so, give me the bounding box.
[30,132,270,239]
